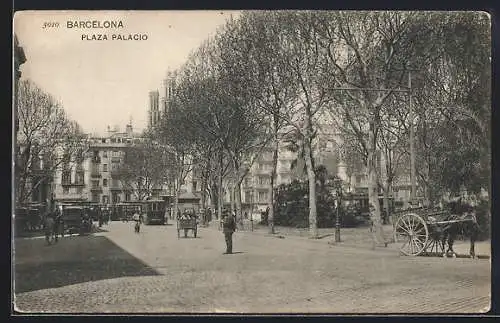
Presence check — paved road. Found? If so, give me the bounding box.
[14,221,490,313]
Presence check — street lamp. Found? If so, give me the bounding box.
[333,177,343,243]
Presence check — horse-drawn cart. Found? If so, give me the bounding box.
[177,209,198,238]
[393,206,478,257]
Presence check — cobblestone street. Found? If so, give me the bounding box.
[14,222,490,314]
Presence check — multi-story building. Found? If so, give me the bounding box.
[53,122,150,205]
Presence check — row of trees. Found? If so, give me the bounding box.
[148,11,489,245]
[15,80,85,205]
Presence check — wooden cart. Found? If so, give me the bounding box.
[177,209,198,238]
[393,207,477,256]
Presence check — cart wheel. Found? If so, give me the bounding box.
[394,213,429,256]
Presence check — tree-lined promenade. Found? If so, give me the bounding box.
[148,11,490,246]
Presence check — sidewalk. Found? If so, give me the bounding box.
[229,221,491,258]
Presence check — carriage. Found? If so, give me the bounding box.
[177,208,198,238]
[60,204,92,235]
[393,205,478,257]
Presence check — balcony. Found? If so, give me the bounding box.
[110,185,122,191]
[90,187,103,192]
[61,180,85,187]
[111,157,121,163]
[90,171,101,178]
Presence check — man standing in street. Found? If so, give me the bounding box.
[222,209,236,254]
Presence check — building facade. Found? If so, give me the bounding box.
[14,34,26,138]
[52,122,155,205]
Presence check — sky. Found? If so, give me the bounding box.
[14,10,240,135]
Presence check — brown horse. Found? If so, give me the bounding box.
[441,200,480,258]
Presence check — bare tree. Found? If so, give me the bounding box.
[315,11,419,246]
[117,131,170,201]
[16,80,85,206]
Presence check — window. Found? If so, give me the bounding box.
[258,191,267,203]
[63,187,69,194]
[125,192,131,201]
[103,179,108,187]
[103,164,108,172]
[92,193,99,202]
[112,179,120,187]
[92,180,99,188]
[192,181,198,191]
[102,195,109,204]
[76,171,84,185]
[101,138,106,143]
[245,191,252,203]
[62,171,71,184]
[103,151,108,158]
[113,151,119,157]
[77,187,83,194]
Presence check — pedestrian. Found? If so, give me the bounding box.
[132,210,141,233]
[222,209,236,254]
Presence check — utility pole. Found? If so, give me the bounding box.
[408,69,416,204]
[404,66,420,204]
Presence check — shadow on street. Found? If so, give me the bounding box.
[14,235,161,294]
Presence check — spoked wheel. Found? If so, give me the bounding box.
[425,238,445,254]
[393,213,429,256]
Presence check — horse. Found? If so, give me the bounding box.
[440,200,480,259]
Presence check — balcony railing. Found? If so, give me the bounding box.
[90,187,103,192]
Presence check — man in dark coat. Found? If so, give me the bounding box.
[222,209,236,254]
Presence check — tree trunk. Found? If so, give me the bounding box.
[210,181,218,214]
[173,179,180,220]
[367,121,385,248]
[383,181,390,225]
[235,181,242,225]
[230,181,235,215]
[217,153,224,220]
[200,170,207,210]
[303,136,318,238]
[268,131,278,234]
